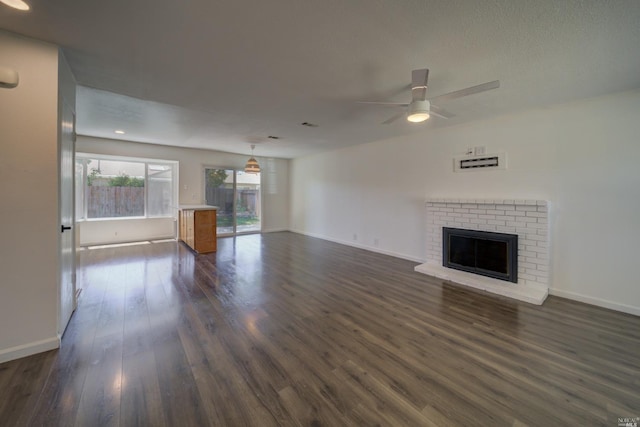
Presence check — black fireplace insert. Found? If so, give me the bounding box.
[443,227,518,283]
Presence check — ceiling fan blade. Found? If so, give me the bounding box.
[429,80,500,104]
[430,104,455,119]
[411,68,429,102]
[356,101,409,107]
[381,112,405,124]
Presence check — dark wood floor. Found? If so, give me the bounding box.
[1,232,639,426]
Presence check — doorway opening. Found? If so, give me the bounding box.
[204,168,261,236]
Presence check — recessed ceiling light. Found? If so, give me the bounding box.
[0,0,30,11]
[114,130,125,135]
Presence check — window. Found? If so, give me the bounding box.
[76,154,177,220]
[147,164,174,217]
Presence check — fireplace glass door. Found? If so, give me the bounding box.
[444,228,518,283]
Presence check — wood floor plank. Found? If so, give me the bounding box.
[0,232,639,426]
[120,349,166,427]
[0,350,56,427]
[74,333,123,427]
[119,255,167,427]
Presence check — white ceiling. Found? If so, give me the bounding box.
[2,0,639,158]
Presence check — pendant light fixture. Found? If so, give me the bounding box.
[244,144,260,174]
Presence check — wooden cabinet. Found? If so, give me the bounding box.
[179,206,217,253]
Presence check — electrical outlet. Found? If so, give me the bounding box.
[353,233,358,241]
[474,146,486,156]
[374,238,379,247]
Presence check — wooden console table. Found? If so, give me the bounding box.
[178,205,218,253]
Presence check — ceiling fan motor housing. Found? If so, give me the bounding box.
[408,99,431,122]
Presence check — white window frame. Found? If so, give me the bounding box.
[76,153,179,221]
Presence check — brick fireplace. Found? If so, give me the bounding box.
[415,198,549,304]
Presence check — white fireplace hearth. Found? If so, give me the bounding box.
[415,198,549,305]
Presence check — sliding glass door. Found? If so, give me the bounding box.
[205,168,261,236]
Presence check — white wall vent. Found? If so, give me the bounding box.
[454,152,506,172]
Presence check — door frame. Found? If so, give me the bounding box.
[203,166,262,237]
[58,99,76,338]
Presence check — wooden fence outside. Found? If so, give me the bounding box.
[87,186,145,218]
[205,187,260,216]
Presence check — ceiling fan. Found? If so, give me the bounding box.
[357,69,500,124]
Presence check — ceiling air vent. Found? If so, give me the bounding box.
[454,152,506,172]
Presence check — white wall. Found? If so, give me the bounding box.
[290,89,640,315]
[76,137,290,245]
[0,31,61,362]
[79,217,176,246]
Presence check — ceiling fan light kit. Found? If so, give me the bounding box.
[407,100,431,123]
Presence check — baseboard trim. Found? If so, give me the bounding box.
[80,234,176,247]
[0,337,60,364]
[549,289,640,317]
[289,229,423,263]
[261,228,290,233]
